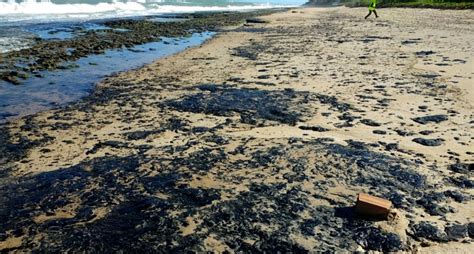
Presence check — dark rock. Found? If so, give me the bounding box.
[315,94,352,112]
[384,143,398,151]
[338,112,359,122]
[86,141,130,155]
[2,75,21,85]
[360,119,381,127]
[246,18,268,24]
[449,163,473,174]
[346,140,369,150]
[125,130,161,140]
[175,187,220,207]
[448,176,474,188]
[354,227,404,252]
[444,190,469,202]
[419,130,434,135]
[412,138,444,146]
[445,224,468,240]
[415,51,435,56]
[373,130,387,135]
[411,221,447,242]
[401,39,421,45]
[417,201,449,216]
[412,115,448,124]
[299,126,330,132]
[300,219,320,236]
[468,223,474,238]
[227,76,243,82]
[254,81,275,86]
[232,43,267,60]
[389,167,426,189]
[257,75,270,79]
[192,127,210,133]
[395,129,415,137]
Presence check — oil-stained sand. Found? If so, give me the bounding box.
[1,7,473,253]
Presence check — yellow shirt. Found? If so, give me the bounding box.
[369,0,377,10]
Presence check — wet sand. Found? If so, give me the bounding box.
[0,7,473,252]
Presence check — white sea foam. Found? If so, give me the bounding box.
[0,37,33,53]
[0,2,147,15]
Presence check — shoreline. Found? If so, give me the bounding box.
[1,7,473,252]
[0,32,215,124]
[0,9,286,123]
[0,9,284,85]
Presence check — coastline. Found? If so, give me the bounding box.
[0,32,215,123]
[0,9,283,85]
[1,7,473,252]
[0,9,284,123]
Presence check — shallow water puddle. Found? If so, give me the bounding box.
[0,32,214,123]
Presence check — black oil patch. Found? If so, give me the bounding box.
[164,85,309,125]
[0,133,467,252]
[163,85,351,126]
[0,124,54,171]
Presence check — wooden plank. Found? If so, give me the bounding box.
[355,193,392,219]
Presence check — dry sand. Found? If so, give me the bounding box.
[0,7,473,253]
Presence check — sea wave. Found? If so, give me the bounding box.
[0,2,147,15]
[0,37,33,53]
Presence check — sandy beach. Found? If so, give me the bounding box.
[1,7,473,252]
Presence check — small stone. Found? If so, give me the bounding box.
[354,227,404,252]
[299,126,330,132]
[360,119,381,127]
[246,18,268,24]
[449,163,473,174]
[2,75,21,85]
[395,129,415,136]
[467,223,474,237]
[384,143,398,151]
[411,221,447,242]
[412,138,444,146]
[419,130,434,135]
[412,115,448,124]
[445,224,468,240]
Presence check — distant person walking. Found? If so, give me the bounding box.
[365,0,379,19]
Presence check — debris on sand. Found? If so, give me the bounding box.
[355,193,392,219]
[412,115,448,125]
